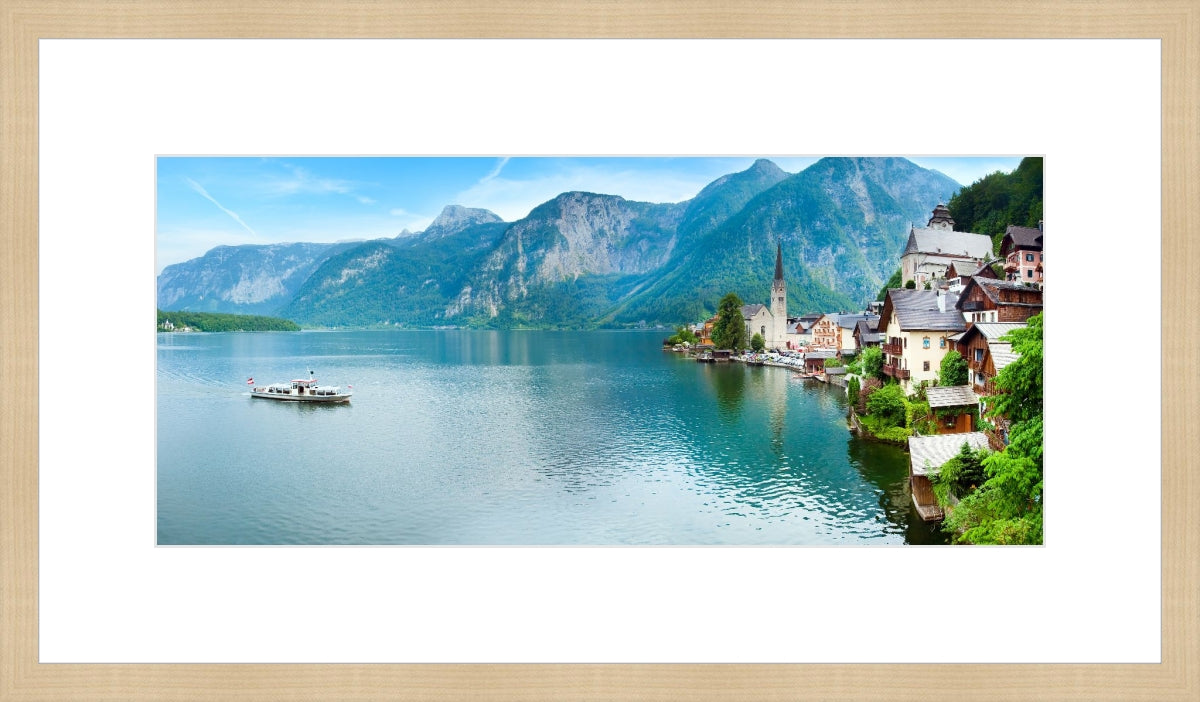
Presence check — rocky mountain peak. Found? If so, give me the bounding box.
[423,205,504,239]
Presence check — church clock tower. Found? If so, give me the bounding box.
[770,242,788,349]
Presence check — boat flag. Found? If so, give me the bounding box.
[247,377,254,385]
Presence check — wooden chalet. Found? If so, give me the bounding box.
[999,223,1044,285]
[908,432,990,522]
[953,322,1024,396]
[925,385,980,434]
[955,276,1043,325]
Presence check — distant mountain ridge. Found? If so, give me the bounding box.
[157,158,962,328]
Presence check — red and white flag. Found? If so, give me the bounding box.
[247,377,254,385]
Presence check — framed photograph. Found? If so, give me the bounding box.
[5,1,1195,699]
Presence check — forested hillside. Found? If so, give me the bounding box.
[947,157,1043,250]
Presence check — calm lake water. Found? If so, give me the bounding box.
[157,330,947,545]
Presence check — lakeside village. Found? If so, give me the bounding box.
[665,205,1045,543]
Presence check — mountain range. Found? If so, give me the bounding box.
[156,157,962,328]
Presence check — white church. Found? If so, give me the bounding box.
[740,243,790,350]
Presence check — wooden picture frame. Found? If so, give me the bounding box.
[3,1,1195,699]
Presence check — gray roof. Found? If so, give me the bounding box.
[903,228,994,259]
[908,432,990,476]
[990,345,1020,371]
[971,322,1026,341]
[887,289,967,332]
[741,304,767,319]
[825,366,848,375]
[927,385,979,408]
[1002,225,1043,252]
[963,277,1044,307]
[804,349,836,360]
[838,313,879,330]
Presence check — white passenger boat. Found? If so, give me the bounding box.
[249,371,352,403]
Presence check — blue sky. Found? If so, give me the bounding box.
[156,156,1025,273]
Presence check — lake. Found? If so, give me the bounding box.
[157,329,948,545]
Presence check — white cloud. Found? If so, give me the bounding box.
[184,178,257,236]
[356,195,376,205]
[479,157,509,184]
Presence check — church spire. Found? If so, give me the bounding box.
[774,241,784,281]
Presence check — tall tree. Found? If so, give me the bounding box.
[710,292,746,351]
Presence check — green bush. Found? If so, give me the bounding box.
[866,382,907,427]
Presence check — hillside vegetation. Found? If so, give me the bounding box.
[157,310,299,332]
[948,157,1043,250]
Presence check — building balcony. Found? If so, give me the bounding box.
[883,363,910,380]
[882,342,904,356]
[960,300,986,312]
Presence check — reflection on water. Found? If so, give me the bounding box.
[158,330,944,545]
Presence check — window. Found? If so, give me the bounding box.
[923,361,930,371]
[922,337,930,349]
[974,348,984,362]
[1026,269,1033,278]
[939,337,946,349]
[1025,253,1035,262]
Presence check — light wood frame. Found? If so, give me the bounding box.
[2,2,1196,699]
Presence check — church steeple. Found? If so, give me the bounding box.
[770,241,787,350]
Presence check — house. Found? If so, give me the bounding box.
[953,322,1024,396]
[945,258,1000,291]
[955,276,1043,325]
[786,318,814,349]
[899,205,995,288]
[878,288,967,395]
[836,313,880,355]
[853,318,883,350]
[999,222,1044,285]
[925,385,980,434]
[697,315,718,345]
[908,432,990,522]
[810,313,841,350]
[803,349,836,374]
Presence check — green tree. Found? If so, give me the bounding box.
[905,280,916,289]
[847,376,861,408]
[859,345,885,381]
[876,268,902,302]
[939,350,968,386]
[750,333,765,352]
[710,292,746,351]
[943,312,1043,544]
[865,382,907,427]
[932,442,990,506]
